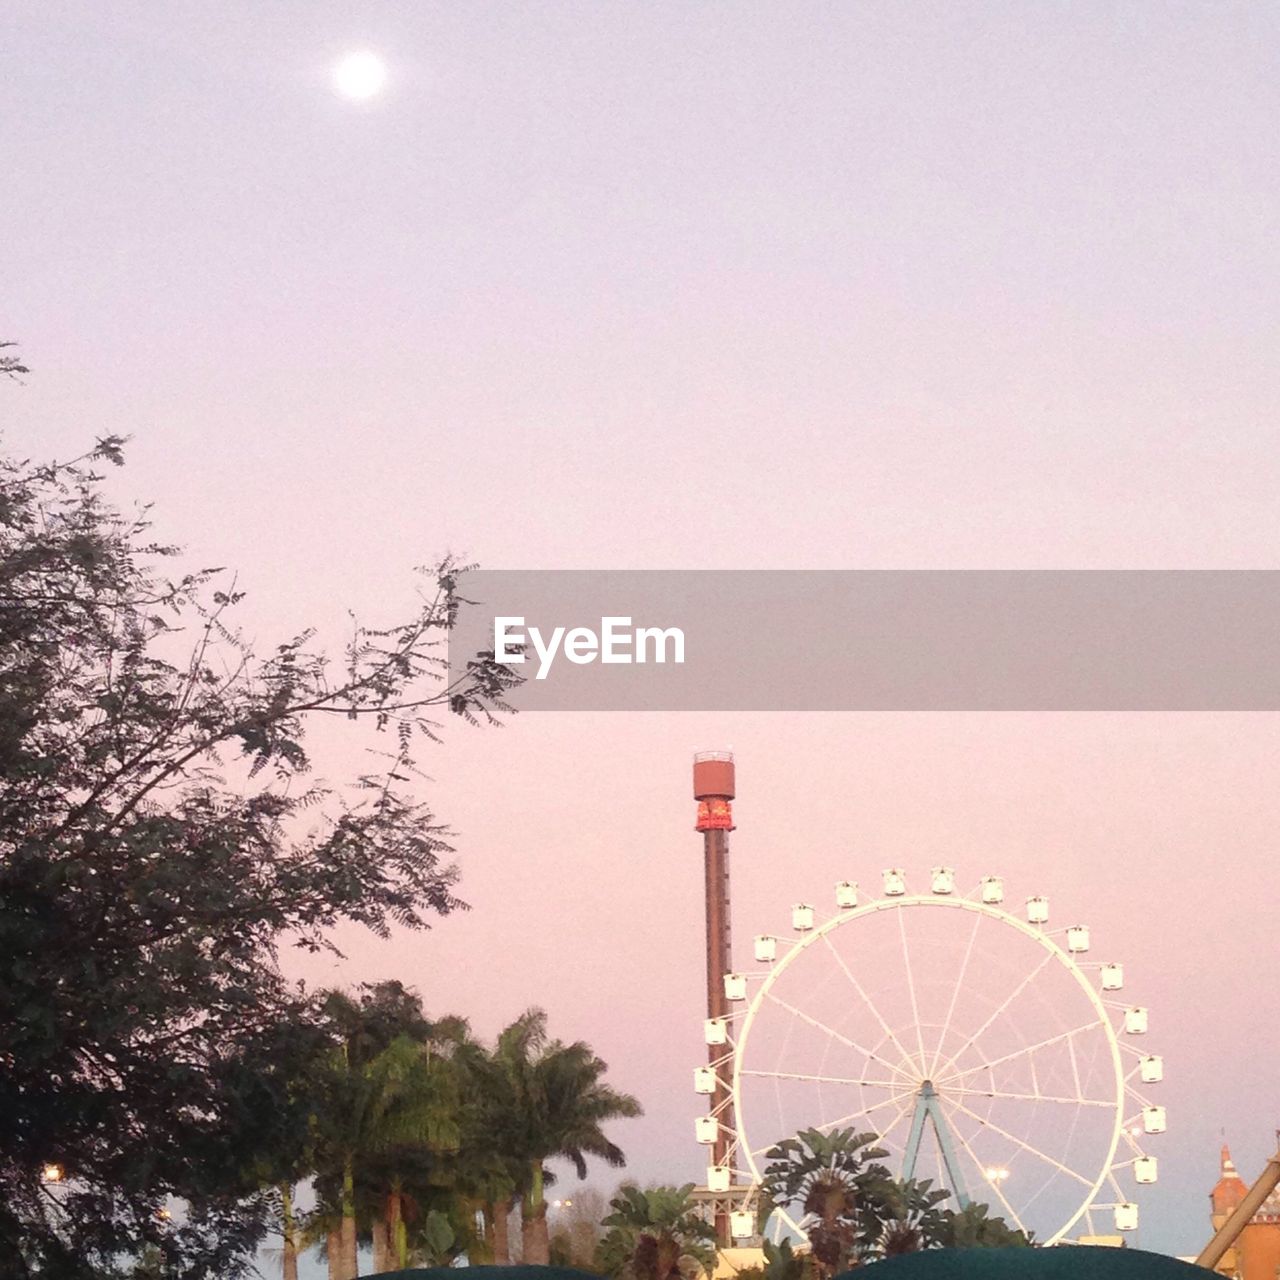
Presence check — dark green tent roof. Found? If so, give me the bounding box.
[838,1248,1206,1280]
[364,1255,1207,1280]
[370,1269,600,1280]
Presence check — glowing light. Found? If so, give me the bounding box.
[333,51,387,101]
[41,1164,64,1184]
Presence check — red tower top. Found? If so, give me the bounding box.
[1212,1145,1248,1217]
[694,750,735,831]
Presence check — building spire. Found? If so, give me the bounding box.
[1212,1142,1249,1221]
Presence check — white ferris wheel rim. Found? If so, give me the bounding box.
[731,891,1126,1247]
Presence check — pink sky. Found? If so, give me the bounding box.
[6,0,1280,1256]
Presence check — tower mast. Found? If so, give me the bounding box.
[694,750,737,1247]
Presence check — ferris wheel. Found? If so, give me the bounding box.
[695,869,1165,1246]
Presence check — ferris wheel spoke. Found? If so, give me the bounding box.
[944,1097,1094,1188]
[748,1090,917,1164]
[764,991,909,1079]
[898,908,929,1074]
[929,910,982,1078]
[949,1121,1030,1236]
[945,1085,1114,1108]
[740,1069,901,1088]
[939,1019,1106,1085]
[857,1087,921,1117]
[940,951,1055,1073]
[877,1097,917,1146]
[818,934,919,1075]
[812,1087,921,1136]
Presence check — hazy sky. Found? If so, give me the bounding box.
[5,0,1280,1262]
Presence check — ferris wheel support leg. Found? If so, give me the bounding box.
[902,1090,929,1183]
[903,1083,971,1208]
[927,1091,972,1209]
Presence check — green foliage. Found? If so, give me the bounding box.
[0,436,517,1277]
[938,1201,1033,1249]
[303,982,475,1274]
[761,1128,892,1276]
[290,987,639,1275]
[312,1004,462,1166]
[470,1009,643,1263]
[867,1178,952,1258]
[597,1184,716,1280]
[760,1237,808,1280]
[416,1209,457,1265]
[761,1127,1028,1270]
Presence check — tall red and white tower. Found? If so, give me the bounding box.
[694,750,736,1246]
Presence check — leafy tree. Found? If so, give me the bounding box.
[0,435,516,1278]
[548,1187,609,1272]
[597,1184,715,1280]
[477,1009,642,1264]
[865,1179,951,1259]
[937,1201,1032,1249]
[760,1129,891,1277]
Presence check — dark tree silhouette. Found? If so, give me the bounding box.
[0,422,517,1277]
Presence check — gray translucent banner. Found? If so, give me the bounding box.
[447,571,1280,711]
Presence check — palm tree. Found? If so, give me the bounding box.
[480,1009,642,1264]
[295,1208,345,1280]
[439,1025,525,1264]
[452,1145,519,1264]
[377,1024,468,1273]
[760,1127,892,1276]
[597,1183,716,1280]
[313,1032,461,1277]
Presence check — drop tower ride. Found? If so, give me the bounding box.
[694,750,737,1247]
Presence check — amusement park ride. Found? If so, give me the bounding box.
[689,751,1166,1251]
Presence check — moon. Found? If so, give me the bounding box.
[333,51,387,101]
